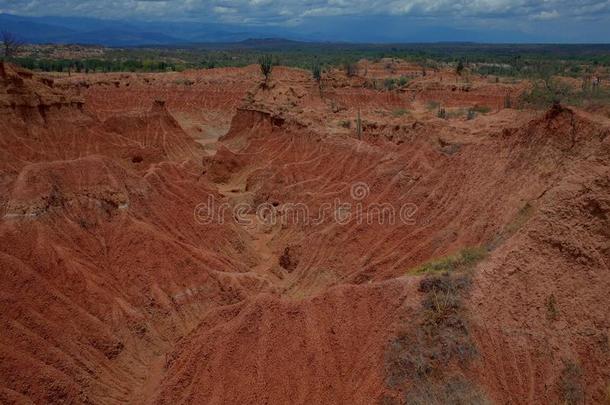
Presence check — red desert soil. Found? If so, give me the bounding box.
[0,60,608,404]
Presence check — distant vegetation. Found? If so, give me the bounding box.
[5,43,610,76]
[11,57,182,73]
[5,41,610,112]
[520,77,610,109]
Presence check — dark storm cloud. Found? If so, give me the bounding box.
[1,0,610,23]
[1,0,610,42]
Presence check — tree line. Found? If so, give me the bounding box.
[12,57,183,73]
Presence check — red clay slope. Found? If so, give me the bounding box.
[0,63,609,404]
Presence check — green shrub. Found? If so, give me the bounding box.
[259,54,273,82]
[460,246,488,265]
[392,108,408,117]
[506,202,534,235]
[472,105,492,114]
[384,78,397,90]
[426,100,441,110]
[559,360,585,405]
[385,268,487,404]
[546,294,559,321]
[446,109,467,119]
[398,76,409,86]
[173,78,194,86]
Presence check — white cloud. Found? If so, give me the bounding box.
[213,5,236,14]
[0,0,609,24]
[531,9,560,20]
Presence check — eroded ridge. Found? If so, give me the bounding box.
[0,61,608,404]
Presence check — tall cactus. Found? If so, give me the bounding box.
[356,109,362,140]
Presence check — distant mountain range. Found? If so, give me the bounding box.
[0,13,309,46]
[0,13,556,46]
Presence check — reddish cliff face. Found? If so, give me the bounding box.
[0,63,608,404]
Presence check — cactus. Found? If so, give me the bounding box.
[356,109,362,140]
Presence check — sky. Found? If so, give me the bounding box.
[1,0,610,42]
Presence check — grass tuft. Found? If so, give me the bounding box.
[413,247,487,274]
[471,105,492,114]
[426,100,441,110]
[559,360,585,405]
[392,108,409,117]
[546,294,560,321]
